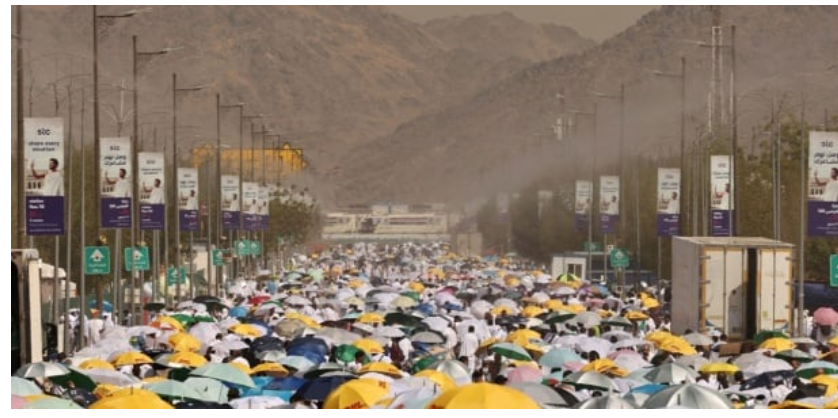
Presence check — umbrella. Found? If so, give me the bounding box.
[23,398,84,409]
[623,392,651,408]
[582,359,626,377]
[264,376,307,392]
[182,377,229,404]
[145,380,207,401]
[563,371,619,392]
[16,362,70,379]
[169,333,202,353]
[507,365,543,383]
[303,363,345,379]
[508,382,577,408]
[613,338,652,350]
[426,382,539,409]
[316,328,361,346]
[507,329,542,346]
[215,340,249,352]
[753,330,789,346]
[353,338,384,355]
[675,354,710,370]
[796,360,838,379]
[682,332,714,346]
[250,336,285,353]
[575,394,635,409]
[539,348,582,371]
[602,330,634,342]
[11,376,43,397]
[391,296,418,309]
[88,388,174,409]
[256,350,287,363]
[413,370,456,392]
[284,295,312,306]
[432,360,471,386]
[373,326,406,339]
[611,351,652,372]
[384,312,421,327]
[83,368,141,386]
[644,363,699,385]
[759,337,796,352]
[278,356,317,373]
[292,375,357,401]
[323,379,389,409]
[490,342,533,361]
[699,362,739,374]
[574,311,602,328]
[112,352,154,367]
[358,362,403,378]
[641,383,733,409]
[287,336,330,357]
[230,323,266,338]
[739,370,796,390]
[229,396,287,409]
[813,307,838,326]
[251,363,290,377]
[190,363,256,388]
[775,349,815,363]
[412,331,445,345]
[358,312,385,324]
[79,359,116,371]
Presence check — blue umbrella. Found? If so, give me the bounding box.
[251,336,284,353]
[291,375,356,401]
[415,304,434,316]
[285,348,325,366]
[264,376,307,391]
[229,306,248,318]
[241,319,272,335]
[88,299,113,313]
[287,336,330,357]
[630,383,667,395]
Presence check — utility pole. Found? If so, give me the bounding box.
[16,6,25,248]
[729,25,737,237]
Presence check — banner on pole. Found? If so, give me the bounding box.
[710,155,733,236]
[100,137,132,229]
[258,185,270,230]
[138,152,165,230]
[242,182,260,231]
[178,168,199,232]
[599,175,619,235]
[221,175,241,230]
[657,168,681,236]
[575,180,592,233]
[24,118,65,235]
[808,131,838,236]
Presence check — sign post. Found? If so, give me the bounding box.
[84,246,111,275]
[831,255,838,287]
[610,248,630,269]
[124,247,150,272]
[212,249,226,267]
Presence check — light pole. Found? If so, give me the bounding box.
[217,98,245,292]
[569,106,598,283]
[171,73,204,305]
[592,86,624,286]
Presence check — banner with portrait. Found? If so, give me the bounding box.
[242,182,260,231]
[599,175,619,235]
[808,131,838,236]
[221,175,240,230]
[258,186,270,230]
[657,168,681,236]
[100,137,132,229]
[710,155,733,236]
[575,180,592,232]
[178,168,199,232]
[24,118,65,235]
[138,152,165,230]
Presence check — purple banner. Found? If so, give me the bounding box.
[26,196,65,235]
[223,211,240,230]
[575,213,588,232]
[711,209,734,237]
[140,204,165,230]
[101,198,132,229]
[808,202,838,236]
[657,214,680,237]
[180,210,199,232]
[600,214,618,235]
[243,212,261,231]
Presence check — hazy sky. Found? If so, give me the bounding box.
[388,5,659,42]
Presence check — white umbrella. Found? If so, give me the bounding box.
[575,394,635,409]
[127,326,160,338]
[675,354,709,370]
[15,362,70,379]
[682,333,714,347]
[738,357,793,379]
[493,298,517,309]
[215,339,249,352]
[470,300,493,318]
[602,330,634,342]
[644,363,699,384]
[455,319,490,341]
[190,322,223,344]
[554,287,576,297]
[411,331,445,345]
[230,396,287,409]
[82,368,141,386]
[530,292,550,304]
[574,312,602,328]
[422,317,450,333]
[642,383,733,409]
[374,326,406,339]
[432,360,471,386]
[256,350,287,362]
[575,337,612,359]
[612,353,651,372]
[612,338,652,350]
[372,292,399,305]
[217,317,240,329]
[316,327,362,345]
[284,295,312,306]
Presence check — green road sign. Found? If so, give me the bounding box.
[610,248,630,269]
[250,241,262,256]
[831,255,838,287]
[124,247,150,272]
[84,246,110,275]
[584,242,601,252]
[166,266,187,286]
[212,249,227,266]
[236,240,250,256]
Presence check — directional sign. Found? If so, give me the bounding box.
[584,241,601,252]
[610,248,630,269]
[166,266,187,286]
[236,240,250,256]
[84,246,110,275]
[212,249,226,266]
[831,255,838,288]
[250,241,262,256]
[124,247,150,272]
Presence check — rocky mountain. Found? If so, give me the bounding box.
[336,5,838,206]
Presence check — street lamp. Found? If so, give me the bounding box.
[171,73,204,304]
[217,97,245,290]
[568,106,597,284]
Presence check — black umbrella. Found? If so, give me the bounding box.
[174,400,233,409]
[291,375,356,402]
[143,303,166,312]
[63,388,97,407]
[385,312,421,327]
[740,370,796,390]
[251,336,284,353]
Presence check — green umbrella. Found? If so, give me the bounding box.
[490,342,533,361]
[775,349,814,363]
[385,312,420,327]
[145,380,207,401]
[50,369,96,392]
[541,311,576,325]
[410,352,448,375]
[11,376,43,396]
[192,314,216,324]
[539,348,582,370]
[795,360,838,379]
[400,291,420,302]
[23,397,83,409]
[170,314,198,327]
[335,344,368,364]
[753,330,789,346]
[190,364,255,388]
[602,316,633,328]
[307,268,324,282]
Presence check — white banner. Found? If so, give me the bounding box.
[100,137,132,198]
[809,131,838,202]
[575,180,592,215]
[138,153,165,205]
[657,168,681,215]
[599,176,620,216]
[710,155,732,210]
[177,168,199,210]
[537,190,553,219]
[221,175,240,212]
[24,118,64,197]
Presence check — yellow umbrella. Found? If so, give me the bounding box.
[490,306,515,316]
[826,398,838,409]
[112,352,154,367]
[759,338,796,352]
[811,375,838,397]
[769,400,818,409]
[79,359,116,371]
[543,300,565,312]
[169,332,202,352]
[426,382,539,409]
[230,323,263,338]
[699,362,740,374]
[348,279,364,289]
[565,304,586,314]
[251,362,290,377]
[93,384,120,398]
[428,268,444,280]
[625,311,649,321]
[89,388,174,409]
[828,336,838,346]
[414,370,457,392]
[504,276,520,287]
[358,362,403,378]
[168,351,208,368]
[581,359,618,374]
[141,376,167,384]
[150,316,185,332]
[507,329,541,347]
[511,360,541,370]
[642,298,660,309]
[521,306,545,318]
[358,313,385,325]
[354,338,385,355]
[324,378,389,409]
[408,282,426,292]
[229,362,252,375]
[659,336,698,356]
[284,312,321,329]
[645,330,672,345]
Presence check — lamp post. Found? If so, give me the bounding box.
[217,98,245,291]
[592,86,624,287]
[570,106,598,283]
[171,73,204,305]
